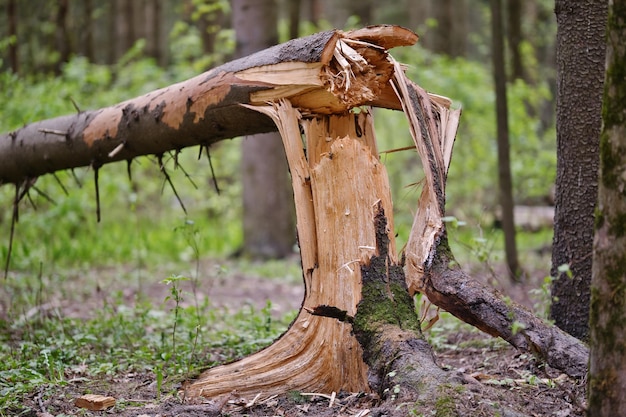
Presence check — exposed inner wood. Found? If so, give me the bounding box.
[186,103,395,400]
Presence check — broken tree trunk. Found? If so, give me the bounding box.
[0,25,589,402]
[186,103,394,398]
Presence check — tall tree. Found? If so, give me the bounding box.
[7,0,18,73]
[54,0,71,74]
[143,0,163,65]
[507,0,525,81]
[491,0,520,281]
[233,0,296,259]
[346,0,372,24]
[588,0,626,414]
[551,0,608,341]
[195,0,227,58]
[79,0,95,62]
[288,0,300,39]
[115,0,135,60]
[429,0,468,57]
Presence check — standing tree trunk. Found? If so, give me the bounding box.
[233,0,296,259]
[428,0,467,57]
[80,0,95,62]
[588,0,626,414]
[143,0,162,65]
[491,0,520,281]
[288,0,300,39]
[115,0,135,60]
[196,0,226,58]
[54,0,71,75]
[347,0,373,25]
[551,0,608,341]
[507,0,525,81]
[7,0,18,74]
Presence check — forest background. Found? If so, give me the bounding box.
[0,0,557,269]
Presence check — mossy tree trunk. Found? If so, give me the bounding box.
[588,0,626,414]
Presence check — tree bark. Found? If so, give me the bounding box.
[80,0,95,62]
[551,0,608,341]
[144,0,162,64]
[428,0,467,57]
[115,0,135,60]
[288,0,300,39]
[491,0,520,281]
[3,28,411,184]
[55,0,71,74]
[588,0,626,414]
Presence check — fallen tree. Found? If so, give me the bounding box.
[0,26,588,404]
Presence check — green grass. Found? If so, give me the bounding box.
[0,268,297,416]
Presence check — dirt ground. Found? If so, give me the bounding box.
[24,259,587,417]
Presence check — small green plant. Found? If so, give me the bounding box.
[383,370,401,401]
[530,274,556,320]
[529,264,571,321]
[511,321,527,335]
[287,390,307,404]
[162,274,189,362]
[557,263,573,278]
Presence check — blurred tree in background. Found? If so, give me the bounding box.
[233,0,296,259]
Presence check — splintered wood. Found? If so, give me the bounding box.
[75,394,116,411]
[186,25,457,401]
[186,106,388,399]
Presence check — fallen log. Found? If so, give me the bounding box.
[0,26,410,185]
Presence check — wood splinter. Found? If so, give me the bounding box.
[74,394,116,411]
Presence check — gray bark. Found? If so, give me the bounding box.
[0,30,339,185]
[550,0,608,341]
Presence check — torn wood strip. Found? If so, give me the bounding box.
[186,106,396,399]
[389,61,460,294]
[245,100,318,290]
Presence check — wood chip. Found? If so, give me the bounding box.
[75,394,116,411]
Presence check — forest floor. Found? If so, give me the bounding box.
[15,257,587,417]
